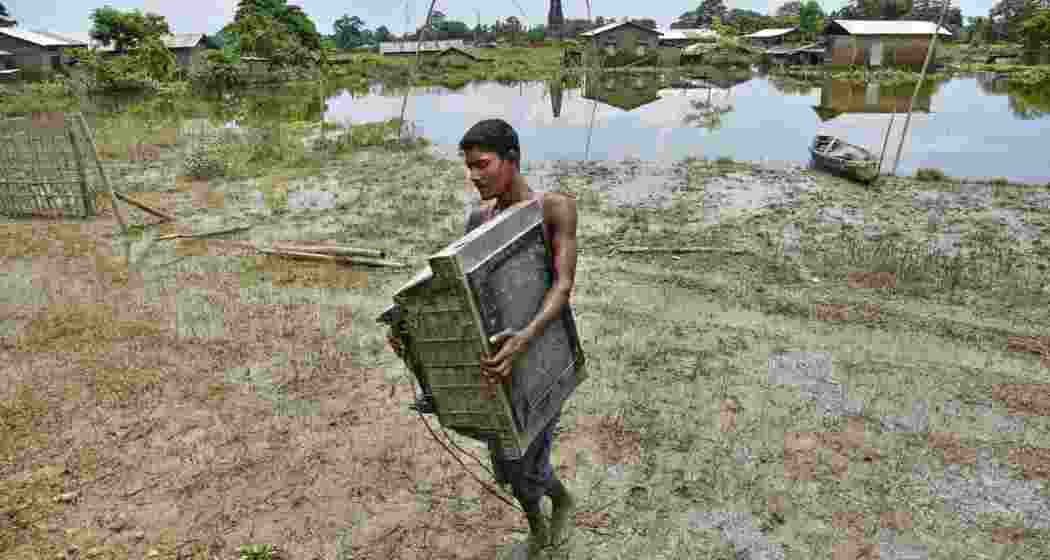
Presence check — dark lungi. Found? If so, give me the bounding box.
[487,410,562,506]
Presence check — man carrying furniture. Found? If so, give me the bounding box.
[387,119,579,557]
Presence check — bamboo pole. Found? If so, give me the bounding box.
[397,0,439,144]
[75,113,128,234]
[156,225,252,240]
[891,0,952,176]
[616,246,753,255]
[66,124,94,218]
[113,191,175,222]
[270,244,386,259]
[254,247,406,268]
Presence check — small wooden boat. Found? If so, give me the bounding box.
[809,134,879,184]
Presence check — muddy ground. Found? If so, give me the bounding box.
[3,125,1050,560]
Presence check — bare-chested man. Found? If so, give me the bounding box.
[387,119,579,557]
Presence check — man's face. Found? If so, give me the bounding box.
[463,147,514,200]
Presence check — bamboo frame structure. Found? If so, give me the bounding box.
[0,112,99,219]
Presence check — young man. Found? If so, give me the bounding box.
[387,119,578,557]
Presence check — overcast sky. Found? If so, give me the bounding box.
[6,0,992,37]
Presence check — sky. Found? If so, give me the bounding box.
[4,0,995,38]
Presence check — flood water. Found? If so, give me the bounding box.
[324,71,1050,185]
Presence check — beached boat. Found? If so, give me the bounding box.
[809,134,879,184]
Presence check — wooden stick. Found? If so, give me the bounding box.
[254,247,406,268]
[156,225,252,240]
[616,246,753,255]
[270,244,386,259]
[75,113,128,234]
[113,190,175,222]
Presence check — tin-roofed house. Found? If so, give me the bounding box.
[0,28,86,75]
[42,31,215,72]
[823,19,952,68]
[580,20,662,58]
[379,39,465,57]
[0,14,17,28]
[0,48,18,79]
[742,28,800,48]
[657,28,718,48]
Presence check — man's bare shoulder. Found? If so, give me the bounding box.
[541,192,577,227]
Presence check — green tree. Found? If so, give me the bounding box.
[526,24,547,41]
[696,0,729,26]
[0,2,9,16]
[89,7,170,53]
[777,1,804,18]
[990,0,1041,41]
[1021,9,1050,48]
[375,25,392,43]
[333,15,367,49]
[232,0,321,51]
[799,0,824,39]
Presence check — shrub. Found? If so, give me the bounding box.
[915,167,948,182]
[716,156,735,165]
[990,177,1010,186]
[183,135,235,179]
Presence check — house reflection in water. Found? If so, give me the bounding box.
[582,72,662,111]
[813,79,935,122]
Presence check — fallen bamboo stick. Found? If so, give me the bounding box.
[270,243,386,259]
[254,247,406,268]
[616,246,753,255]
[156,225,252,240]
[113,190,175,222]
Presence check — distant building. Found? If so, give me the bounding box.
[741,28,800,47]
[379,39,465,56]
[823,20,952,68]
[657,28,718,48]
[579,21,662,57]
[0,28,86,74]
[0,48,17,79]
[39,32,214,69]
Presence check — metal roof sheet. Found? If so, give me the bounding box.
[29,31,206,51]
[379,39,464,54]
[580,21,661,37]
[830,19,952,36]
[0,27,86,47]
[658,28,719,41]
[166,33,207,49]
[743,28,797,39]
[0,49,11,55]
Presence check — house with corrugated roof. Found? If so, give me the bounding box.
[823,20,952,68]
[379,39,465,56]
[742,28,800,47]
[579,21,662,57]
[0,48,18,79]
[0,27,86,74]
[43,31,215,71]
[657,28,718,48]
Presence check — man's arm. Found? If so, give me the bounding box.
[523,194,578,343]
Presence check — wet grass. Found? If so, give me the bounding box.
[3,113,1050,559]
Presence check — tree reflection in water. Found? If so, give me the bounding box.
[682,86,735,131]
